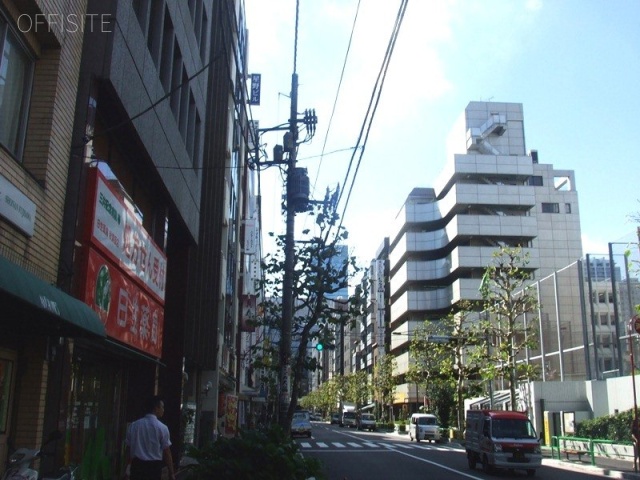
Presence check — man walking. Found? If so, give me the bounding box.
[125,395,176,480]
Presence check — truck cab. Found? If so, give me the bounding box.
[464,410,541,476]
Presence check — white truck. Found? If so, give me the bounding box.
[464,410,541,477]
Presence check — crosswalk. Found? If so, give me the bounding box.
[298,439,462,452]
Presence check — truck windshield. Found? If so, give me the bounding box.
[417,417,437,425]
[492,418,536,439]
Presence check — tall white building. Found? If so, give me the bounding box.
[388,101,584,408]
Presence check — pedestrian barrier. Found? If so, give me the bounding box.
[551,435,635,467]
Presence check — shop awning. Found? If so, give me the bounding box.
[0,255,106,338]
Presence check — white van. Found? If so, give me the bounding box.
[342,410,357,428]
[408,413,441,443]
[464,410,541,476]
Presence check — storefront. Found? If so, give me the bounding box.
[0,254,107,472]
[57,165,168,475]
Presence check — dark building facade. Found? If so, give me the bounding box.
[1,0,255,475]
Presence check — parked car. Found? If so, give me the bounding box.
[330,412,342,425]
[309,413,322,421]
[358,413,376,431]
[291,410,312,438]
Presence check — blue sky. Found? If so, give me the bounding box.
[245,0,640,266]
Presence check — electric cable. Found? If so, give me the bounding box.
[324,0,409,246]
[312,0,362,191]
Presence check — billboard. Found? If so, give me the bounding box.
[77,168,166,357]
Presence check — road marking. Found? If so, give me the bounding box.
[300,442,312,448]
[333,442,346,448]
[387,448,485,480]
[395,443,415,449]
[316,442,329,448]
[347,442,362,448]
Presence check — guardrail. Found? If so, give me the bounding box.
[550,435,635,466]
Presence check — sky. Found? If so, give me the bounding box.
[244,0,640,268]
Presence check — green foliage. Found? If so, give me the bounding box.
[373,355,397,420]
[184,426,323,480]
[343,371,371,409]
[79,427,110,480]
[254,188,366,429]
[574,409,636,443]
[409,303,485,431]
[376,422,395,431]
[479,245,540,410]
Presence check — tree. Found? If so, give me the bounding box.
[257,187,366,431]
[408,303,485,431]
[373,354,397,421]
[343,370,371,412]
[479,245,540,410]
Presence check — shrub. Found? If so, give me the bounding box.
[376,422,395,431]
[184,425,323,480]
[574,408,634,443]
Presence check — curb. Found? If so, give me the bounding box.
[542,457,640,479]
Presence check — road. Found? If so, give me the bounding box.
[297,421,612,480]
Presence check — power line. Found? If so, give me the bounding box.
[312,0,362,191]
[325,0,409,244]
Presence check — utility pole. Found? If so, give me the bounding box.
[279,71,298,430]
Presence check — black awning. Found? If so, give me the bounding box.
[0,255,106,338]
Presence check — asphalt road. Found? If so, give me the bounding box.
[298,421,627,480]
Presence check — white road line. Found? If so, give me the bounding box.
[333,442,346,448]
[300,442,312,448]
[386,448,485,480]
[347,442,363,448]
[316,442,329,448]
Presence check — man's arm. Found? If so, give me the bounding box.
[163,447,175,480]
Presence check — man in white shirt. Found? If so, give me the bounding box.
[125,396,176,480]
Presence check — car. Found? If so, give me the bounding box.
[408,413,442,443]
[309,413,322,421]
[342,411,357,428]
[291,410,312,438]
[330,413,342,425]
[358,413,376,431]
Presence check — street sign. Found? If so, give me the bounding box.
[428,335,453,344]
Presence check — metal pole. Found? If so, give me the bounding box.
[278,71,298,430]
[609,243,624,375]
[628,317,638,473]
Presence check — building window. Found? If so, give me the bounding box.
[528,175,543,186]
[565,203,571,213]
[541,202,559,213]
[0,16,33,159]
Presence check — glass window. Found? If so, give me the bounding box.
[0,16,33,159]
[541,202,559,213]
[528,175,543,186]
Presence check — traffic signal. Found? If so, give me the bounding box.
[315,343,324,352]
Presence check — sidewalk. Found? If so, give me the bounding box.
[541,447,640,479]
[391,431,640,479]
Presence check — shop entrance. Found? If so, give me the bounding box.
[0,348,16,471]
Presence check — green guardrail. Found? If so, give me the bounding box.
[550,435,635,466]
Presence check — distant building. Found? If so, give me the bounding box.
[325,244,349,300]
[386,101,584,410]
